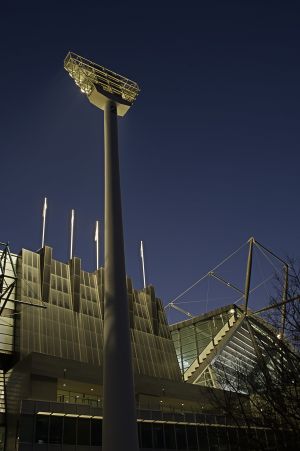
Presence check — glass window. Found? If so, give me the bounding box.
[49,416,62,444]
[63,417,76,445]
[153,423,164,448]
[227,428,239,450]
[197,426,209,450]
[175,424,187,450]
[164,424,176,449]
[77,418,90,445]
[266,429,276,449]
[140,423,153,448]
[237,427,248,448]
[138,423,142,447]
[19,415,34,443]
[216,427,229,450]
[207,425,219,450]
[186,425,198,450]
[35,415,49,444]
[255,428,268,448]
[91,419,102,446]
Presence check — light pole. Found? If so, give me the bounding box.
[64,52,140,451]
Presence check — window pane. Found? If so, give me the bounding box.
[207,425,219,450]
[227,428,239,450]
[186,425,198,450]
[197,426,209,450]
[63,417,76,445]
[19,415,34,443]
[91,419,102,446]
[35,416,49,444]
[49,416,62,444]
[141,423,153,448]
[216,427,228,450]
[164,424,176,449]
[77,418,90,446]
[175,424,187,450]
[153,423,164,448]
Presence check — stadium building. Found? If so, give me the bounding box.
[0,242,297,450]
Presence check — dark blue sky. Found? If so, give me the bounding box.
[1,1,299,319]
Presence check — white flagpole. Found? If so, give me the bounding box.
[70,209,75,260]
[41,197,47,248]
[95,220,100,270]
[140,240,146,289]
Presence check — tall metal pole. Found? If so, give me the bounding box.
[41,197,47,248]
[95,220,100,270]
[244,237,254,315]
[70,209,75,260]
[140,240,146,289]
[102,100,138,451]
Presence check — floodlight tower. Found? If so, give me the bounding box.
[64,52,140,451]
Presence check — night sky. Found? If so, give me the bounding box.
[1,2,299,321]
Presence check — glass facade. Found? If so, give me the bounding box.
[170,309,234,381]
[17,412,290,450]
[170,306,296,395]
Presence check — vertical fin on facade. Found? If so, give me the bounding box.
[147,285,159,335]
[126,277,134,328]
[69,257,81,312]
[95,267,104,319]
[39,246,52,303]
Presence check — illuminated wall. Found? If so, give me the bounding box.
[15,247,181,382]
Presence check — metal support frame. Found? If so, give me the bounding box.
[244,237,254,315]
[254,240,290,332]
[253,294,300,315]
[209,271,244,295]
[169,302,194,318]
[168,237,291,329]
[0,242,47,314]
[0,243,17,317]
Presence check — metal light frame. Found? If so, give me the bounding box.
[64,52,140,116]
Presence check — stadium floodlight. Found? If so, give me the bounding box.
[64,52,140,116]
[65,52,140,451]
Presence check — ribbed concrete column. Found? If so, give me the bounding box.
[102,100,139,451]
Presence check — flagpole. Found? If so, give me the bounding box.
[140,240,146,289]
[95,220,100,270]
[70,209,75,260]
[41,197,47,248]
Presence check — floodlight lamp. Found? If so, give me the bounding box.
[64,51,140,117]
